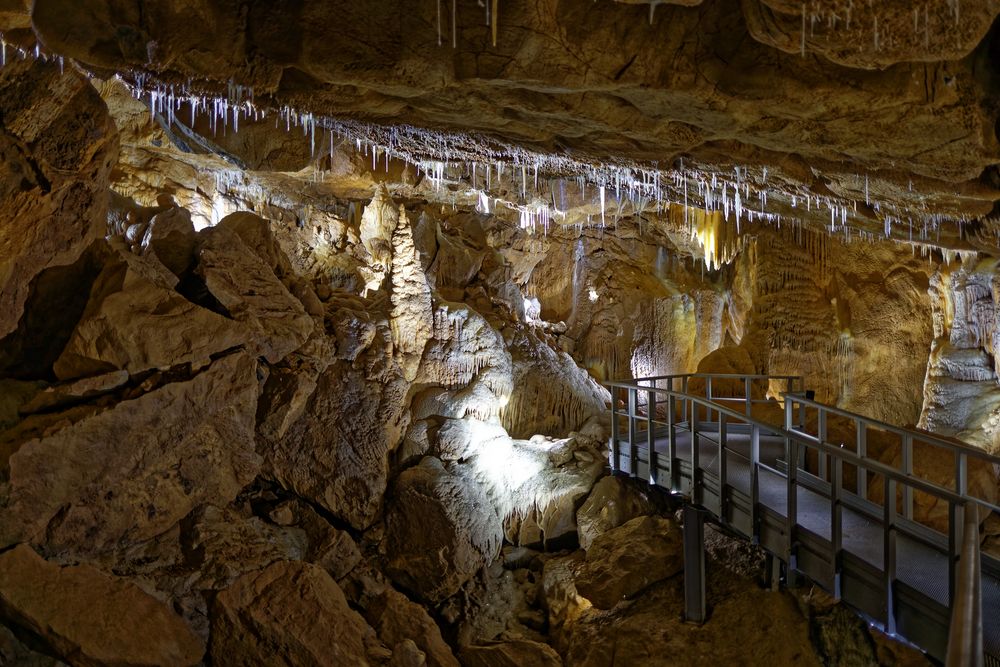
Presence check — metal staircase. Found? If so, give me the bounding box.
[606,373,999,666]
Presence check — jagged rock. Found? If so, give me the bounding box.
[17,370,129,415]
[413,303,513,422]
[460,640,563,667]
[269,499,363,580]
[499,329,609,438]
[0,351,261,556]
[53,242,248,380]
[574,516,683,609]
[432,225,486,289]
[0,624,67,667]
[211,560,385,666]
[390,639,428,667]
[180,505,308,591]
[563,569,821,666]
[390,206,433,381]
[262,337,410,530]
[385,456,500,603]
[364,588,460,667]
[576,476,657,550]
[0,544,204,666]
[0,57,117,341]
[140,205,198,278]
[196,224,314,363]
[541,552,591,644]
[256,333,335,440]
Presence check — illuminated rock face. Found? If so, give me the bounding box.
[0,6,998,666]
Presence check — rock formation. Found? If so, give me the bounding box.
[1,1,999,664]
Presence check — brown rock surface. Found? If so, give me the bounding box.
[576,476,657,550]
[1,351,261,555]
[53,242,248,380]
[211,560,383,666]
[0,57,117,341]
[365,588,460,667]
[574,516,683,609]
[0,544,204,666]
[385,456,500,603]
[460,640,563,667]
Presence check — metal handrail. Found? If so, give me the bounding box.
[607,381,989,509]
[607,373,991,662]
[784,391,1000,466]
[946,503,983,667]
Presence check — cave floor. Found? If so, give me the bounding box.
[615,429,1000,659]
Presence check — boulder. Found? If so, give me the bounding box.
[460,640,563,667]
[196,224,314,363]
[540,552,591,643]
[1,351,261,556]
[211,560,384,666]
[0,544,203,666]
[576,476,657,549]
[364,588,460,667]
[53,244,248,380]
[574,516,683,609]
[0,58,117,341]
[262,346,410,530]
[385,457,500,603]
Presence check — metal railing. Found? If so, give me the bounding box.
[947,502,983,667]
[605,373,998,662]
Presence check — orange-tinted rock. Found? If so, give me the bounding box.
[0,544,204,666]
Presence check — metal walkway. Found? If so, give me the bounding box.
[606,374,1000,666]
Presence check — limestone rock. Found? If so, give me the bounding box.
[181,505,309,591]
[0,623,67,667]
[576,476,657,550]
[364,588,460,667]
[541,552,591,643]
[262,339,410,530]
[1,351,261,556]
[211,560,383,666]
[574,515,683,609]
[0,544,204,666]
[0,57,117,341]
[53,243,248,380]
[196,224,314,363]
[390,206,434,381]
[390,639,428,667]
[500,329,609,439]
[385,456,500,603]
[140,205,198,278]
[18,369,128,415]
[269,499,362,580]
[460,640,563,667]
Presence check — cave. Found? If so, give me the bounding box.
[1,1,999,665]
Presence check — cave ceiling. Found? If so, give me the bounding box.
[4,0,1000,255]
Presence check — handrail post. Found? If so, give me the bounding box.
[718,410,728,517]
[883,478,897,634]
[786,436,798,568]
[902,434,913,521]
[856,419,867,495]
[668,393,678,493]
[681,376,689,428]
[817,408,828,482]
[610,385,620,473]
[750,423,760,543]
[831,457,843,599]
[745,376,752,417]
[691,403,700,503]
[647,388,657,485]
[628,387,638,478]
[945,502,982,667]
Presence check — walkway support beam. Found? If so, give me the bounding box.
[683,504,708,624]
